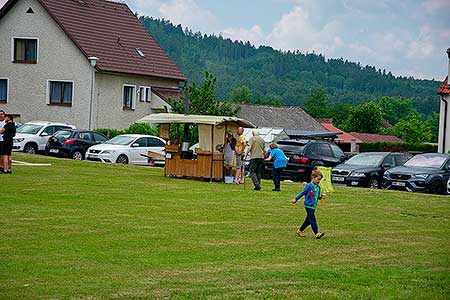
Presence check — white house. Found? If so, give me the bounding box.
[437,48,450,154]
[0,0,185,130]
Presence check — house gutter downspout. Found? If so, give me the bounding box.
[441,95,448,154]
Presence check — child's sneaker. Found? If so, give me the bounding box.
[315,232,325,239]
[296,230,305,238]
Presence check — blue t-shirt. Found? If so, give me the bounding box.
[270,148,287,169]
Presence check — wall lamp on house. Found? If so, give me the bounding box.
[88,56,99,130]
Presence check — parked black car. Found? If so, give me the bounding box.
[332,152,412,188]
[262,139,346,181]
[46,129,108,160]
[383,153,450,194]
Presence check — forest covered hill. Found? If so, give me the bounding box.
[140,17,442,116]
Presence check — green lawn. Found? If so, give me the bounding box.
[1,153,449,300]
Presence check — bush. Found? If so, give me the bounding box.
[95,123,159,139]
[360,142,438,153]
[94,128,124,138]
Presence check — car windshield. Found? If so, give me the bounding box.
[278,142,306,154]
[16,124,43,134]
[105,135,135,145]
[345,153,385,167]
[54,130,72,141]
[404,155,447,168]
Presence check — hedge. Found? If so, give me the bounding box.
[359,142,438,153]
[95,123,159,139]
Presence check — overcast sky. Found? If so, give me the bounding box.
[2,0,449,80]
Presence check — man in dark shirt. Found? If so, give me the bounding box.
[0,114,16,174]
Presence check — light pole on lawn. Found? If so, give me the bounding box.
[88,56,99,130]
[179,80,190,148]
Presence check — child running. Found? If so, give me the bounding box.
[291,170,325,239]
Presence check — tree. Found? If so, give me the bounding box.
[229,85,252,103]
[304,88,331,118]
[379,96,415,125]
[343,101,382,133]
[388,113,432,143]
[170,71,240,117]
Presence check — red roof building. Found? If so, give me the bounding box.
[349,132,404,143]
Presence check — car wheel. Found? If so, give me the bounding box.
[116,154,129,164]
[368,176,379,189]
[24,143,37,154]
[430,180,444,194]
[72,151,83,160]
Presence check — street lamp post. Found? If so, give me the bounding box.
[88,57,98,130]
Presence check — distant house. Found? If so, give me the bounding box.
[349,132,404,144]
[238,104,326,132]
[437,48,450,153]
[0,0,185,129]
[317,119,363,152]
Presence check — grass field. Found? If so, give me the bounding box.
[1,153,449,300]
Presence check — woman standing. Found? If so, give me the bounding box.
[265,143,287,191]
[0,114,16,174]
[223,131,236,176]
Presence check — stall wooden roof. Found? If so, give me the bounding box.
[137,113,256,128]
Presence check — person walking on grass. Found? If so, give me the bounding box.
[291,169,325,239]
[265,143,287,192]
[244,130,265,191]
[0,114,16,174]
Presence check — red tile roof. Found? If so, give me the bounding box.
[438,77,450,95]
[0,0,185,81]
[349,132,404,143]
[152,86,183,104]
[319,122,363,144]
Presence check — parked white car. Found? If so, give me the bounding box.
[13,121,76,154]
[86,134,166,165]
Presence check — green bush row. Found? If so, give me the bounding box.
[359,142,438,153]
[95,123,159,139]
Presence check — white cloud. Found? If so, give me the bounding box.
[221,25,266,46]
[422,0,450,13]
[131,0,217,33]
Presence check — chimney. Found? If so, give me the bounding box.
[447,47,450,87]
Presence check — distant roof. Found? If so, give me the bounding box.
[238,104,325,131]
[137,113,256,128]
[0,0,185,80]
[285,130,340,139]
[438,77,450,95]
[151,86,183,104]
[349,132,404,143]
[320,122,363,144]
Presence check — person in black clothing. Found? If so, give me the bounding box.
[0,114,16,174]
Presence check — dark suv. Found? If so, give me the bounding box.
[332,152,412,188]
[383,153,450,194]
[262,139,346,181]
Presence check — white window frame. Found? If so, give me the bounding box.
[122,84,136,110]
[139,85,151,102]
[46,79,75,106]
[0,77,9,103]
[11,37,39,63]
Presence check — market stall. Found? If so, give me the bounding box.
[137,113,256,180]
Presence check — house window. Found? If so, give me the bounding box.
[123,85,136,110]
[0,79,8,103]
[13,38,38,63]
[48,81,73,105]
[139,86,151,102]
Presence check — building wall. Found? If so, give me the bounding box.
[94,72,178,129]
[438,94,450,153]
[0,0,92,127]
